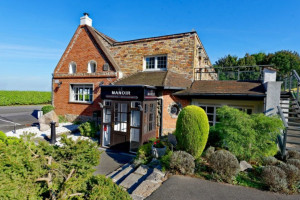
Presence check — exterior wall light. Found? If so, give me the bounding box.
[54,80,62,88]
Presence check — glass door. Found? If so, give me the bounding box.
[102,100,112,147]
[111,102,129,150]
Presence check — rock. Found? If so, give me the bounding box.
[146,168,165,183]
[38,110,59,131]
[39,124,50,132]
[240,160,252,171]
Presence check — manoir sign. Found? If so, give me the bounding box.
[100,85,157,101]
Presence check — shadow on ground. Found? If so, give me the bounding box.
[94,149,135,175]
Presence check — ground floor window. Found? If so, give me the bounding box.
[70,84,93,103]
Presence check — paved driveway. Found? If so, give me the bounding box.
[0,105,42,132]
[147,175,300,200]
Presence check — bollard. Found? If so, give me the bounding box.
[50,121,56,144]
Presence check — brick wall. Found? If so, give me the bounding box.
[162,90,190,135]
[53,26,117,118]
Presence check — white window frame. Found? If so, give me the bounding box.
[143,55,167,71]
[69,62,77,74]
[69,84,94,103]
[87,60,97,73]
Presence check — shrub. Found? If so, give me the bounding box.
[203,146,215,159]
[87,175,131,200]
[175,105,209,159]
[208,150,240,182]
[160,150,173,171]
[277,163,300,190]
[262,156,279,166]
[262,166,288,192]
[0,131,6,141]
[58,115,68,123]
[213,106,283,161]
[287,159,300,170]
[287,150,300,160]
[41,105,54,114]
[78,121,98,138]
[134,143,152,165]
[170,151,195,175]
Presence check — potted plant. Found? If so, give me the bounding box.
[152,137,167,158]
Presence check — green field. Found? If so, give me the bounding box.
[0,91,51,106]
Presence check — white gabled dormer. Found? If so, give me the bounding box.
[80,13,92,26]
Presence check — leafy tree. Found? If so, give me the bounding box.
[212,106,283,161]
[215,54,238,67]
[270,50,300,75]
[0,133,130,200]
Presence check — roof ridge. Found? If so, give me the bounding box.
[85,26,121,72]
[93,28,117,45]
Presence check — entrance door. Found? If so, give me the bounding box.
[111,102,129,150]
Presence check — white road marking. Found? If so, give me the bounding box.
[0,118,21,125]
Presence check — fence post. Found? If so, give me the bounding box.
[297,84,299,102]
[289,74,292,92]
[237,68,240,80]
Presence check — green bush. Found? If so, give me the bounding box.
[0,131,6,141]
[262,156,279,166]
[277,163,300,190]
[213,106,283,161]
[78,121,98,138]
[170,151,195,175]
[208,150,240,183]
[58,115,68,123]
[0,90,51,106]
[134,143,153,165]
[160,150,173,171]
[262,166,288,192]
[87,175,131,200]
[175,105,209,159]
[41,105,54,114]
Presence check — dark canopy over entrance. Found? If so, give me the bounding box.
[100,85,158,152]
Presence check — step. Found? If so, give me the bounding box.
[287,126,300,131]
[119,165,150,193]
[109,164,136,184]
[283,111,300,115]
[131,168,166,200]
[286,147,300,152]
[288,122,300,126]
[286,143,300,151]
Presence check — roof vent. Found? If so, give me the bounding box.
[80,13,92,26]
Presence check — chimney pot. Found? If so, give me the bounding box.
[80,13,92,26]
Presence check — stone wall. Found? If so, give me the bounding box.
[109,33,196,79]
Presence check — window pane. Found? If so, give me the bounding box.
[146,57,155,69]
[208,114,214,122]
[157,56,167,69]
[131,110,140,127]
[207,107,214,114]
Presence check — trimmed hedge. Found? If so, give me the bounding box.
[175,105,209,159]
[41,105,54,114]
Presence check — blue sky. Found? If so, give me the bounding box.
[0,0,299,91]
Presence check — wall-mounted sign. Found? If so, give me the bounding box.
[101,86,157,101]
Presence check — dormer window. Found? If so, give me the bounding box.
[88,61,97,73]
[69,62,76,74]
[144,55,167,71]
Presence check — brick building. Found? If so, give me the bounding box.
[53,14,281,152]
[53,14,214,151]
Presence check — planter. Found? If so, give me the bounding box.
[152,145,166,158]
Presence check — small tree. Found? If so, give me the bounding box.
[175,105,209,159]
[214,106,283,161]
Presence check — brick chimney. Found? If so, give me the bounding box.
[80,13,92,26]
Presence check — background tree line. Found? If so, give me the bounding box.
[213,50,300,77]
